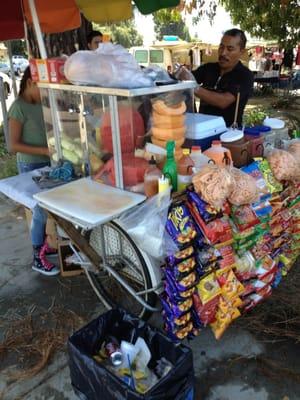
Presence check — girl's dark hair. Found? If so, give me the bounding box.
[19,66,32,96]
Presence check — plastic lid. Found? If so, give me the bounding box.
[255,125,271,133]
[263,117,285,129]
[244,127,261,136]
[191,145,202,152]
[220,129,244,143]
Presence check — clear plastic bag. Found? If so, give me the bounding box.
[117,189,177,260]
[64,43,154,89]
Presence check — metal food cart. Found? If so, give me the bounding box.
[30,80,197,319]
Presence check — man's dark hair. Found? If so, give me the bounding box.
[223,29,247,50]
[87,30,103,44]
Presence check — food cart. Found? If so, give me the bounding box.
[0,79,197,319]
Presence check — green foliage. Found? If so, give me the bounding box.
[244,107,268,127]
[219,0,300,47]
[0,125,17,178]
[153,9,191,41]
[93,20,143,48]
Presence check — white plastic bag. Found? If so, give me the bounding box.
[117,189,177,260]
[64,42,154,89]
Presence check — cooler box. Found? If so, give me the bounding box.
[184,113,227,151]
[68,309,195,400]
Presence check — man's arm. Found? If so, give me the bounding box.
[194,86,236,109]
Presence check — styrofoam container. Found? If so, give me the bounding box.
[185,113,227,140]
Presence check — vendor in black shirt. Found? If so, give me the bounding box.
[192,29,254,127]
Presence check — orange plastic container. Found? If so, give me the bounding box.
[203,140,232,166]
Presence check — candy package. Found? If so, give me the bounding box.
[165,256,197,280]
[241,161,270,200]
[197,273,221,304]
[195,244,221,268]
[166,202,198,247]
[192,292,219,326]
[187,190,222,223]
[216,269,245,300]
[165,245,194,266]
[164,279,196,303]
[231,204,260,232]
[160,293,193,318]
[165,268,198,292]
[255,158,283,193]
[164,320,194,341]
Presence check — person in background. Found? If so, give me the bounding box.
[192,29,254,127]
[87,30,103,50]
[8,66,60,276]
[177,29,253,127]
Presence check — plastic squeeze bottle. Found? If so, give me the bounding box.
[177,148,195,191]
[144,156,161,197]
[190,146,210,171]
[162,140,178,192]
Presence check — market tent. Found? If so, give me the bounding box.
[0,0,180,42]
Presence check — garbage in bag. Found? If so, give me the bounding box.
[64,42,155,89]
[68,308,195,400]
[117,190,178,260]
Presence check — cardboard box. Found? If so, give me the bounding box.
[29,59,39,82]
[58,240,84,277]
[47,58,68,83]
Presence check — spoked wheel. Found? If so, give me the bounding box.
[85,221,156,320]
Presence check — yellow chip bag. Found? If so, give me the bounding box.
[197,273,221,304]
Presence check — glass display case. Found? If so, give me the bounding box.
[39,81,197,191]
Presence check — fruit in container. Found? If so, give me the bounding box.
[101,107,145,153]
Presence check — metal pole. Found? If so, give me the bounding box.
[6,41,18,98]
[27,0,47,59]
[0,77,9,151]
[108,96,123,189]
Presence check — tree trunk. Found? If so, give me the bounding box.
[27,14,92,58]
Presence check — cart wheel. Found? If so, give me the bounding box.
[85,221,156,320]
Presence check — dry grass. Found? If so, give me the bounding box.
[0,306,85,381]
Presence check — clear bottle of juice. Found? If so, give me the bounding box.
[177,148,194,192]
[144,156,161,197]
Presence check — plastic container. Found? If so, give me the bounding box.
[204,140,232,166]
[144,156,161,197]
[162,141,177,192]
[177,148,194,192]
[220,130,250,167]
[158,175,170,193]
[190,146,211,171]
[263,117,289,148]
[244,127,265,158]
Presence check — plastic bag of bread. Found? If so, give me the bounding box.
[228,167,258,205]
[266,149,299,182]
[192,164,234,208]
[287,139,300,160]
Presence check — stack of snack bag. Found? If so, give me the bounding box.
[161,157,300,342]
[161,201,203,341]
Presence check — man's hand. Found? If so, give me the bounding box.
[195,86,236,109]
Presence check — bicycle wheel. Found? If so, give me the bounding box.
[85,220,156,320]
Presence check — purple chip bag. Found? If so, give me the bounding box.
[160,293,193,317]
[165,245,195,266]
[195,244,222,268]
[166,202,198,247]
[164,279,196,303]
[164,320,194,341]
[165,268,198,292]
[162,310,192,329]
[166,256,197,280]
[187,190,222,223]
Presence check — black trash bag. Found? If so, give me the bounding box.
[68,308,195,400]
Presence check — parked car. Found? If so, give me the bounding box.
[12,55,29,75]
[0,72,12,98]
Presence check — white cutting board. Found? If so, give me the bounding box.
[33,178,146,229]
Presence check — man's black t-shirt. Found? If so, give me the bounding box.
[192,61,254,127]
